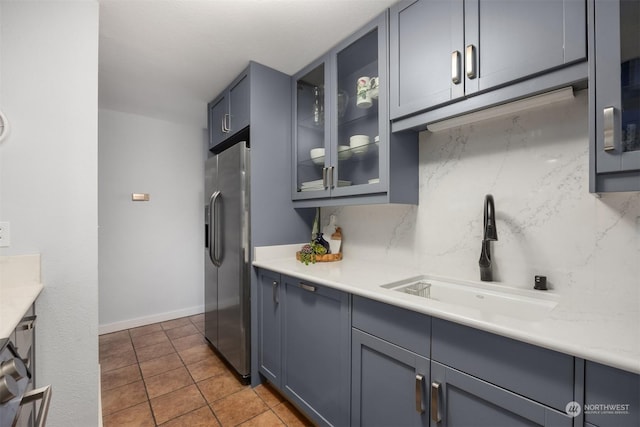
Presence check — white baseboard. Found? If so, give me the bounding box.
[98,305,204,335]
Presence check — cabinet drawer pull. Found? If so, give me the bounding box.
[300,283,317,292]
[603,106,616,151]
[17,316,36,331]
[466,45,476,79]
[272,281,279,304]
[451,51,461,84]
[431,382,441,422]
[415,374,425,413]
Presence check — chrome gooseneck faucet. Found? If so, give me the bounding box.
[479,194,498,281]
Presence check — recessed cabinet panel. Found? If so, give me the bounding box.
[351,329,430,427]
[466,0,586,95]
[431,318,574,412]
[431,362,573,427]
[282,276,350,426]
[228,73,250,135]
[208,95,228,150]
[390,0,464,119]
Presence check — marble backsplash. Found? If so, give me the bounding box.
[324,90,640,306]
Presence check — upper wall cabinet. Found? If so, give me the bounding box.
[208,71,250,152]
[389,0,587,125]
[590,0,640,192]
[292,12,418,208]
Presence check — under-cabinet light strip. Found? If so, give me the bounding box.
[426,87,575,132]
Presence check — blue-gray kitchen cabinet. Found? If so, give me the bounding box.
[583,361,639,427]
[351,296,432,427]
[352,329,430,427]
[431,318,576,426]
[292,12,418,207]
[390,0,587,126]
[589,0,640,192]
[257,269,281,387]
[430,361,573,427]
[208,70,250,152]
[281,275,351,427]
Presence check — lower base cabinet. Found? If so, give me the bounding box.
[257,269,350,427]
[257,270,638,427]
[430,361,572,427]
[351,329,430,427]
[584,361,639,427]
[281,275,350,427]
[257,269,281,386]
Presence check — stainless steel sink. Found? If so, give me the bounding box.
[382,276,559,321]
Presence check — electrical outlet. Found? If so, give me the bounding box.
[0,222,10,247]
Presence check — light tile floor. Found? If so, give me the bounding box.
[99,314,313,426]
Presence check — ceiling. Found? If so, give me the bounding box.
[98,0,398,128]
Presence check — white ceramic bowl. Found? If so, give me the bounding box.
[310,148,325,165]
[338,145,352,160]
[350,135,370,154]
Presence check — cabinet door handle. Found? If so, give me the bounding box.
[299,282,317,292]
[415,374,425,413]
[603,106,616,151]
[221,113,231,133]
[322,167,328,189]
[451,51,461,84]
[220,116,226,133]
[272,281,279,304]
[329,166,335,189]
[431,382,441,423]
[466,45,477,79]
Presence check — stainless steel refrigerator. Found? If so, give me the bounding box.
[204,141,251,382]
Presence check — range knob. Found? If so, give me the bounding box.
[0,358,27,381]
[0,374,18,403]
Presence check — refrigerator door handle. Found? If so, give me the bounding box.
[209,190,222,267]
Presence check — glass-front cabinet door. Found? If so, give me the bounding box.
[292,13,389,203]
[294,60,330,199]
[331,21,385,198]
[618,0,640,163]
[593,0,640,191]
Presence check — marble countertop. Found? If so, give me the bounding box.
[0,255,43,339]
[253,245,640,375]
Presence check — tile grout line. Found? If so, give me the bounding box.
[185,316,225,427]
[163,317,214,426]
[133,328,159,427]
[103,315,304,427]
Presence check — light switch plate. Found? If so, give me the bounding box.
[0,222,10,247]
